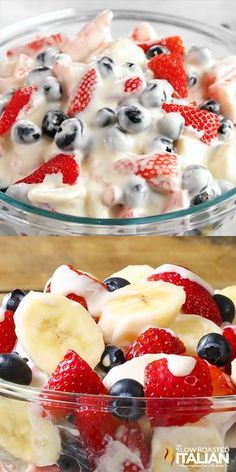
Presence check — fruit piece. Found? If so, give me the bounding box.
[162,103,221,144]
[95,440,145,472]
[6,33,66,58]
[124,77,144,93]
[126,327,185,360]
[113,152,182,194]
[115,422,150,468]
[95,107,116,127]
[170,314,222,355]
[4,289,26,312]
[208,364,236,395]
[109,379,145,421]
[103,354,165,389]
[197,333,232,367]
[103,277,130,292]
[148,53,188,98]
[67,68,98,116]
[223,326,236,360]
[0,353,32,385]
[0,397,61,465]
[117,105,150,134]
[200,99,221,115]
[46,350,107,395]
[58,427,91,472]
[42,110,68,138]
[148,264,222,325]
[151,419,224,471]
[0,86,36,136]
[99,345,126,373]
[214,294,235,323]
[139,35,185,55]
[11,120,42,144]
[0,309,17,353]
[54,117,86,151]
[144,355,213,426]
[216,286,236,323]
[98,281,186,347]
[231,358,236,385]
[14,292,105,374]
[109,265,154,284]
[17,154,79,185]
[47,265,108,317]
[146,45,170,59]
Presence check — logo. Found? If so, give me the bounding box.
[176,445,229,468]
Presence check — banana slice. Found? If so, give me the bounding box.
[0,397,61,466]
[151,419,226,472]
[215,286,236,323]
[98,281,185,347]
[231,359,236,385]
[208,139,236,185]
[110,265,154,284]
[170,314,222,355]
[14,292,104,374]
[177,133,209,167]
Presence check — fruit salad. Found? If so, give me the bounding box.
[0,263,236,471]
[0,10,235,219]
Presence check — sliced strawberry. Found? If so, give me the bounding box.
[144,356,213,426]
[0,309,17,353]
[148,266,222,325]
[148,53,187,98]
[162,103,221,144]
[126,327,185,360]
[208,364,236,396]
[67,68,98,116]
[7,33,67,58]
[16,154,79,185]
[223,326,236,360]
[115,422,150,468]
[122,463,144,472]
[124,77,144,93]
[113,153,181,194]
[0,86,36,136]
[67,293,88,310]
[139,35,185,55]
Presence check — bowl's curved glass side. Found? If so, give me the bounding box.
[0,381,236,471]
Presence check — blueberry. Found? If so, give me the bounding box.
[186,46,212,65]
[36,47,58,67]
[182,165,213,197]
[103,277,130,292]
[146,44,170,59]
[55,118,86,151]
[26,66,53,86]
[42,76,63,101]
[158,112,185,141]
[0,353,32,385]
[117,105,150,134]
[149,137,174,153]
[192,192,210,205]
[123,175,149,208]
[11,120,42,144]
[197,333,232,367]
[99,345,126,372]
[97,56,114,78]
[109,379,145,421]
[213,294,235,323]
[5,289,26,312]
[140,80,173,108]
[200,100,221,115]
[188,71,198,87]
[94,107,116,127]
[218,117,233,134]
[58,426,91,472]
[42,110,68,138]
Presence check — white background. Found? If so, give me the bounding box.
[0,0,236,29]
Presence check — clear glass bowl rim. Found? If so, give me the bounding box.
[0,379,236,408]
[0,8,236,228]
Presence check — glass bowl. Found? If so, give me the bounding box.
[0,9,236,235]
[0,380,235,471]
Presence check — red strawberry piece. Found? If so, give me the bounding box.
[122,463,144,472]
[223,326,236,360]
[113,153,181,194]
[148,268,222,325]
[7,33,67,58]
[67,68,98,116]
[17,154,79,185]
[126,327,185,360]
[0,309,17,353]
[67,293,88,310]
[75,401,119,467]
[162,103,221,144]
[0,86,35,136]
[148,53,188,98]
[139,35,185,55]
[144,356,213,426]
[115,423,150,468]
[43,350,107,418]
[124,77,143,93]
[208,364,236,396]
